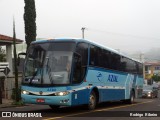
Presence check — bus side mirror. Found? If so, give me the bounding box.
[17,52,26,66]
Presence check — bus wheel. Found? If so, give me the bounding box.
[128,91,135,104]
[88,91,97,110]
[151,94,154,99]
[49,105,60,110]
[125,91,135,104]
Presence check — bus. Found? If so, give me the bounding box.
[21,38,143,110]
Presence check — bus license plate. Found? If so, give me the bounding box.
[36,98,45,103]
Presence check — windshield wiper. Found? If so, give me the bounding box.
[29,70,39,85]
[45,57,54,84]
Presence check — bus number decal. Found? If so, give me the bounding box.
[47,88,56,91]
[108,75,118,82]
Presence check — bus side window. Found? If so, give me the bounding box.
[72,42,88,84]
[72,53,82,84]
[89,45,99,67]
[90,45,95,65]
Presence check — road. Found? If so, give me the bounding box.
[0,91,160,120]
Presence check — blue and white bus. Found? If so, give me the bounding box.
[21,38,143,110]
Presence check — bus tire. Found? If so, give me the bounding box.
[87,91,97,110]
[49,105,60,110]
[151,94,154,99]
[125,91,135,104]
[128,91,135,104]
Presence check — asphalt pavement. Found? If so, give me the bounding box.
[0,91,160,120]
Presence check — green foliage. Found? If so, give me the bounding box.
[13,19,19,102]
[12,100,24,106]
[11,87,24,106]
[152,74,160,82]
[11,88,21,101]
[0,46,6,62]
[24,0,36,49]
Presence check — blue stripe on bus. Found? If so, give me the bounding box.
[99,89,125,102]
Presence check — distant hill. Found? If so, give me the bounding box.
[130,48,160,62]
[144,48,160,62]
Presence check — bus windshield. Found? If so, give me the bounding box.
[23,42,75,86]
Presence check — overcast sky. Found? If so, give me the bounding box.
[0,0,160,55]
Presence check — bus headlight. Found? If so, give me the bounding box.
[21,90,29,95]
[55,91,69,96]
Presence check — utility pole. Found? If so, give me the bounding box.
[140,54,143,62]
[140,53,145,80]
[81,27,85,39]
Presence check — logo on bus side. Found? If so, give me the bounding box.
[108,74,118,82]
[97,72,103,82]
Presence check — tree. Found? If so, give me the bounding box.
[13,19,19,102]
[152,74,160,83]
[24,0,36,50]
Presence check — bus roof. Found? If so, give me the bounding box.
[33,38,142,64]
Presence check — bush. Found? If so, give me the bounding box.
[11,88,21,100]
[152,74,160,82]
[12,100,24,106]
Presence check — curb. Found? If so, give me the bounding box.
[0,104,18,108]
[0,103,26,108]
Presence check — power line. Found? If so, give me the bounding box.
[87,27,160,41]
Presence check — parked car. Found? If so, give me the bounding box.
[142,85,158,98]
[152,83,160,90]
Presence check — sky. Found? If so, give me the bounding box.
[0,0,160,56]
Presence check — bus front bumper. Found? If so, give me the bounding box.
[21,94,71,106]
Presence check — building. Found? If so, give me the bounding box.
[0,34,23,99]
[0,34,23,74]
[144,62,160,84]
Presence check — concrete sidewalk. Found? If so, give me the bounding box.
[0,99,15,108]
